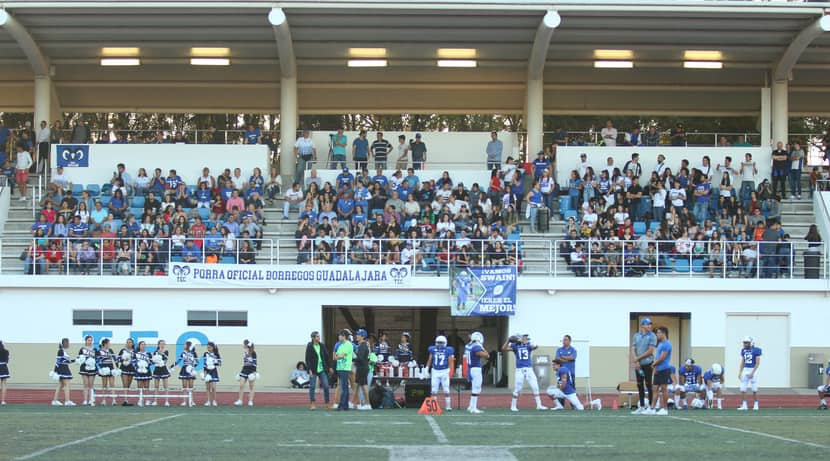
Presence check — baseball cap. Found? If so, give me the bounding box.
[640,317,652,326]
[342,167,349,172]
[415,133,422,138]
[356,328,368,337]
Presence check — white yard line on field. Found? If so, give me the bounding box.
[15,414,182,460]
[670,415,828,449]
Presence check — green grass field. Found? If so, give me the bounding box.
[0,406,827,461]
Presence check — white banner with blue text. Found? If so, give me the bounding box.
[168,263,412,288]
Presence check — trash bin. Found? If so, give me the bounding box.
[807,353,825,389]
[533,355,551,390]
[804,250,821,279]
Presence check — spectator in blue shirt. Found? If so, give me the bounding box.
[244,124,262,145]
[181,240,202,263]
[336,168,354,191]
[652,326,673,415]
[352,131,369,171]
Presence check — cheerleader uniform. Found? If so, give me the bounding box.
[151,350,170,379]
[238,352,257,379]
[202,352,221,382]
[96,348,116,377]
[118,348,136,376]
[54,348,72,380]
[177,350,197,380]
[78,346,97,376]
[133,351,153,382]
[0,347,9,379]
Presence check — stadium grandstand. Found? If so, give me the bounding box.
[1,0,830,438]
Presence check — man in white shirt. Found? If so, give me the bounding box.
[602,157,615,176]
[50,166,72,196]
[283,182,304,219]
[15,144,33,200]
[294,130,316,183]
[601,120,618,147]
[37,120,50,175]
[500,157,518,184]
[577,153,591,178]
[653,154,668,177]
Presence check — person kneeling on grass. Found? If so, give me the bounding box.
[547,358,584,410]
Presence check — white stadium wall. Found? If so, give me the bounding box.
[555,146,771,187]
[1,277,828,390]
[50,144,271,188]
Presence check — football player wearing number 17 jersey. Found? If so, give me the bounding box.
[502,334,547,411]
[427,336,455,411]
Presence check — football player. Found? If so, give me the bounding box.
[817,359,829,410]
[676,358,703,409]
[547,358,584,411]
[703,363,725,409]
[426,335,455,411]
[465,331,489,414]
[453,270,473,313]
[737,336,762,411]
[502,333,547,411]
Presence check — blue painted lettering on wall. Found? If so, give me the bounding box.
[81,330,210,368]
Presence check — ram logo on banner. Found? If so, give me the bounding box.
[56,145,90,167]
[450,266,516,316]
[168,263,411,288]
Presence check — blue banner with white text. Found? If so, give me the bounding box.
[56,144,90,167]
[450,266,516,316]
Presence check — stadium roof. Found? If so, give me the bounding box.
[1,0,830,115]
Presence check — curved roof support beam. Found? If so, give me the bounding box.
[0,9,49,76]
[527,10,560,81]
[268,7,296,79]
[773,15,830,82]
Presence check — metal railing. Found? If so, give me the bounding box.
[3,236,825,280]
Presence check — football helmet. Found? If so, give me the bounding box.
[435,335,447,347]
[471,332,484,344]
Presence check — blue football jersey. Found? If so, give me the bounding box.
[741,347,762,369]
[428,346,454,371]
[511,342,533,368]
[703,368,724,384]
[465,343,484,368]
[556,368,576,394]
[455,272,471,295]
[681,365,702,386]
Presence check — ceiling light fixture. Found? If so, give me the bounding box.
[593,49,633,60]
[437,59,477,68]
[348,48,387,58]
[190,58,230,66]
[347,59,388,67]
[437,48,477,59]
[594,60,634,68]
[683,61,723,69]
[100,58,140,66]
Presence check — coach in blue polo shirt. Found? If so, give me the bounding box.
[631,317,656,414]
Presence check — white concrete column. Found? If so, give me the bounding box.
[525,78,544,160]
[771,80,788,146]
[760,87,771,149]
[33,75,51,128]
[280,76,298,186]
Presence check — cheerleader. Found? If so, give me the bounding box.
[96,338,118,406]
[0,340,9,405]
[118,338,136,406]
[175,341,198,407]
[151,340,171,407]
[203,342,221,406]
[77,335,97,406]
[234,339,258,407]
[133,341,152,406]
[51,338,75,406]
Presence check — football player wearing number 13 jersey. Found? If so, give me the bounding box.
[502,333,547,411]
[426,335,455,411]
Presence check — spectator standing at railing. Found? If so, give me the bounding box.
[70,118,91,144]
[788,142,804,199]
[352,130,369,171]
[771,142,788,198]
[294,130,316,184]
[371,132,392,170]
[670,123,687,147]
[625,127,643,147]
[641,125,659,147]
[485,131,503,170]
[36,120,50,175]
[600,120,617,147]
[244,124,262,145]
[410,133,427,170]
